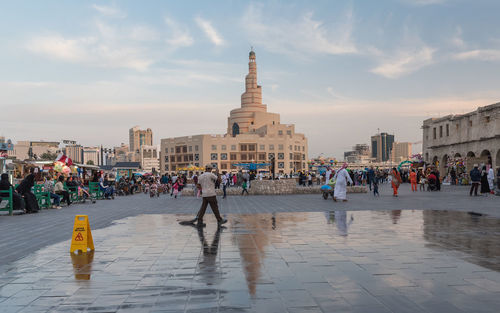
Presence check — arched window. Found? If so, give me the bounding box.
[232,123,240,137]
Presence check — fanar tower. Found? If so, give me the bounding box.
[227,50,280,136]
[160,50,308,175]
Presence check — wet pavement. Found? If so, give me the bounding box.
[1,210,500,312]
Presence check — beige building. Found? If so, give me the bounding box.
[391,142,412,163]
[160,50,308,174]
[129,126,153,154]
[140,145,159,173]
[83,147,100,165]
[422,102,500,174]
[8,140,59,160]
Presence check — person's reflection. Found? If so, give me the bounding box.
[272,213,276,230]
[390,210,402,224]
[70,250,94,280]
[196,226,222,285]
[325,211,335,224]
[334,211,353,236]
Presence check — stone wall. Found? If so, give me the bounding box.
[179,179,367,196]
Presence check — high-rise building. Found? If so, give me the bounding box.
[371,132,395,162]
[65,144,83,163]
[129,126,153,154]
[391,142,412,163]
[160,50,308,174]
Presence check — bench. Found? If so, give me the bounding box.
[33,184,52,209]
[88,182,102,200]
[0,187,14,215]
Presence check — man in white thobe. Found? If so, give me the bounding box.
[333,164,353,202]
[488,166,495,193]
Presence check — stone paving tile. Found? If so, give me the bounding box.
[0,210,500,312]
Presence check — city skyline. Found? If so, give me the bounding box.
[1,1,500,159]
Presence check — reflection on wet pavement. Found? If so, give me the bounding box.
[0,210,500,312]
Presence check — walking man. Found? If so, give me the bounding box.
[469,164,481,196]
[188,165,227,227]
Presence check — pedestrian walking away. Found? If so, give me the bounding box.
[469,164,481,196]
[180,165,227,228]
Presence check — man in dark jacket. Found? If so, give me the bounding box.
[469,164,481,196]
[0,173,25,211]
[16,170,39,213]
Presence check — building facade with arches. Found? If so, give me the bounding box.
[160,51,308,174]
[422,102,500,175]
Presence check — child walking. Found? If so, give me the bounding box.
[241,180,249,195]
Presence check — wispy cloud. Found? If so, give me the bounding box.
[26,20,155,71]
[195,17,225,46]
[453,49,500,61]
[91,4,127,18]
[164,17,194,48]
[241,4,357,58]
[371,46,435,79]
[450,26,465,48]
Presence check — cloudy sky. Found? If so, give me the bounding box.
[1,0,499,158]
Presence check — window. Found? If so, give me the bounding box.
[446,124,449,136]
[212,145,217,151]
[248,154,256,161]
[278,153,284,160]
[176,146,181,153]
[302,154,305,160]
[189,146,192,152]
[211,153,218,160]
[439,125,443,137]
[195,145,199,151]
[259,144,265,150]
[231,145,236,151]
[230,153,237,160]
[485,116,490,123]
[268,153,275,160]
[289,153,293,159]
[278,144,284,150]
[221,153,227,160]
[188,155,193,161]
[241,154,247,161]
[164,165,169,171]
[469,120,472,127]
[302,146,305,152]
[177,155,182,162]
[249,144,256,151]
[269,144,274,150]
[258,153,266,160]
[211,163,218,169]
[278,162,284,168]
[170,147,174,153]
[290,162,293,168]
[232,123,240,137]
[278,130,283,135]
[164,156,169,162]
[194,154,199,161]
[165,148,169,154]
[221,163,228,169]
[287,130,291,136]
[182,146,187,153]
[222,145,226,151]
[433,128,437,139]
[241,144,247,151]
[183,155,189,162]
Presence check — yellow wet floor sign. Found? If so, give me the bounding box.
[70,215,94,253]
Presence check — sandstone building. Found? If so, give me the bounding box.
[422,102,500,173]
[160,51,308,174]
